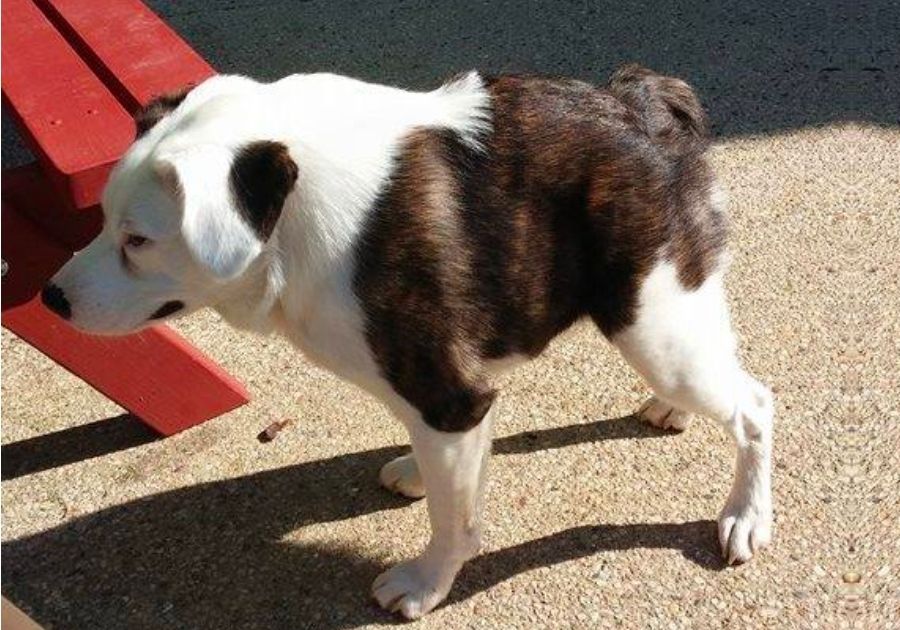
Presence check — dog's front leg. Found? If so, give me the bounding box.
[372,404,494,619]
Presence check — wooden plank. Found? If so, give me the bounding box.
[3,301,251,435]
[2,172,250,436]
[0,0,135,209]
[35,0,216,111]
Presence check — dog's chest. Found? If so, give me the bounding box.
[278,280,388,395]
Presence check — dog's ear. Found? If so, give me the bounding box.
[229,141,299,241]
[135,87,192,137]
[154,149,264,280]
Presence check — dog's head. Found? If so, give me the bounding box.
[43,78,298,334]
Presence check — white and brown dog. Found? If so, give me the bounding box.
[43,65,774,619]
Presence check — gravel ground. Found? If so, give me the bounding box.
[3,124,897,628]
[2,1,899,628]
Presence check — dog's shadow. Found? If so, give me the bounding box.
[2,414,723,629]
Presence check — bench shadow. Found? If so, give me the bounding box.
[1,414,158,481]
[2,414,720,629]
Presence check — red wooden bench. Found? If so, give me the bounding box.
[1,0,250,435]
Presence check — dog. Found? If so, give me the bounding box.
[43,65,774,619]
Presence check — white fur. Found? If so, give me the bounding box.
[613,262,774,564]
[373,403,495,619]
[637,396,691,431]
[379,453,426,499]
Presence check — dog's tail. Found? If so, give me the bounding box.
[607,64,709,145]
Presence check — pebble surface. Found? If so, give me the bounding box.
[3,124,896,628]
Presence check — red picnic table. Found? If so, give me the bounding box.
[1,0,250,435]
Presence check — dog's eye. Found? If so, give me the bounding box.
[125,234,149,248]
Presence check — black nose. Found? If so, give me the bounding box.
[41,283,71,320]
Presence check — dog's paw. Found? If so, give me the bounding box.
[637,397,690,431]
[718,500,773,565]
[379,453,425,499]
[372,555,457,619]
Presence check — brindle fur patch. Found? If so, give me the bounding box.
[354,130,495,432]
[354,65,726,432]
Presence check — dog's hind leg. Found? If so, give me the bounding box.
[379,452,425,498]
[609,262,774,564]
[372,401,495,618]
[636,395,692,431]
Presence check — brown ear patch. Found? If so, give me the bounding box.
[134,88,192,137]
[229,141,299,240]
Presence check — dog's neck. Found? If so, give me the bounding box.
[208,170,370,341]
[209,245,284,333]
